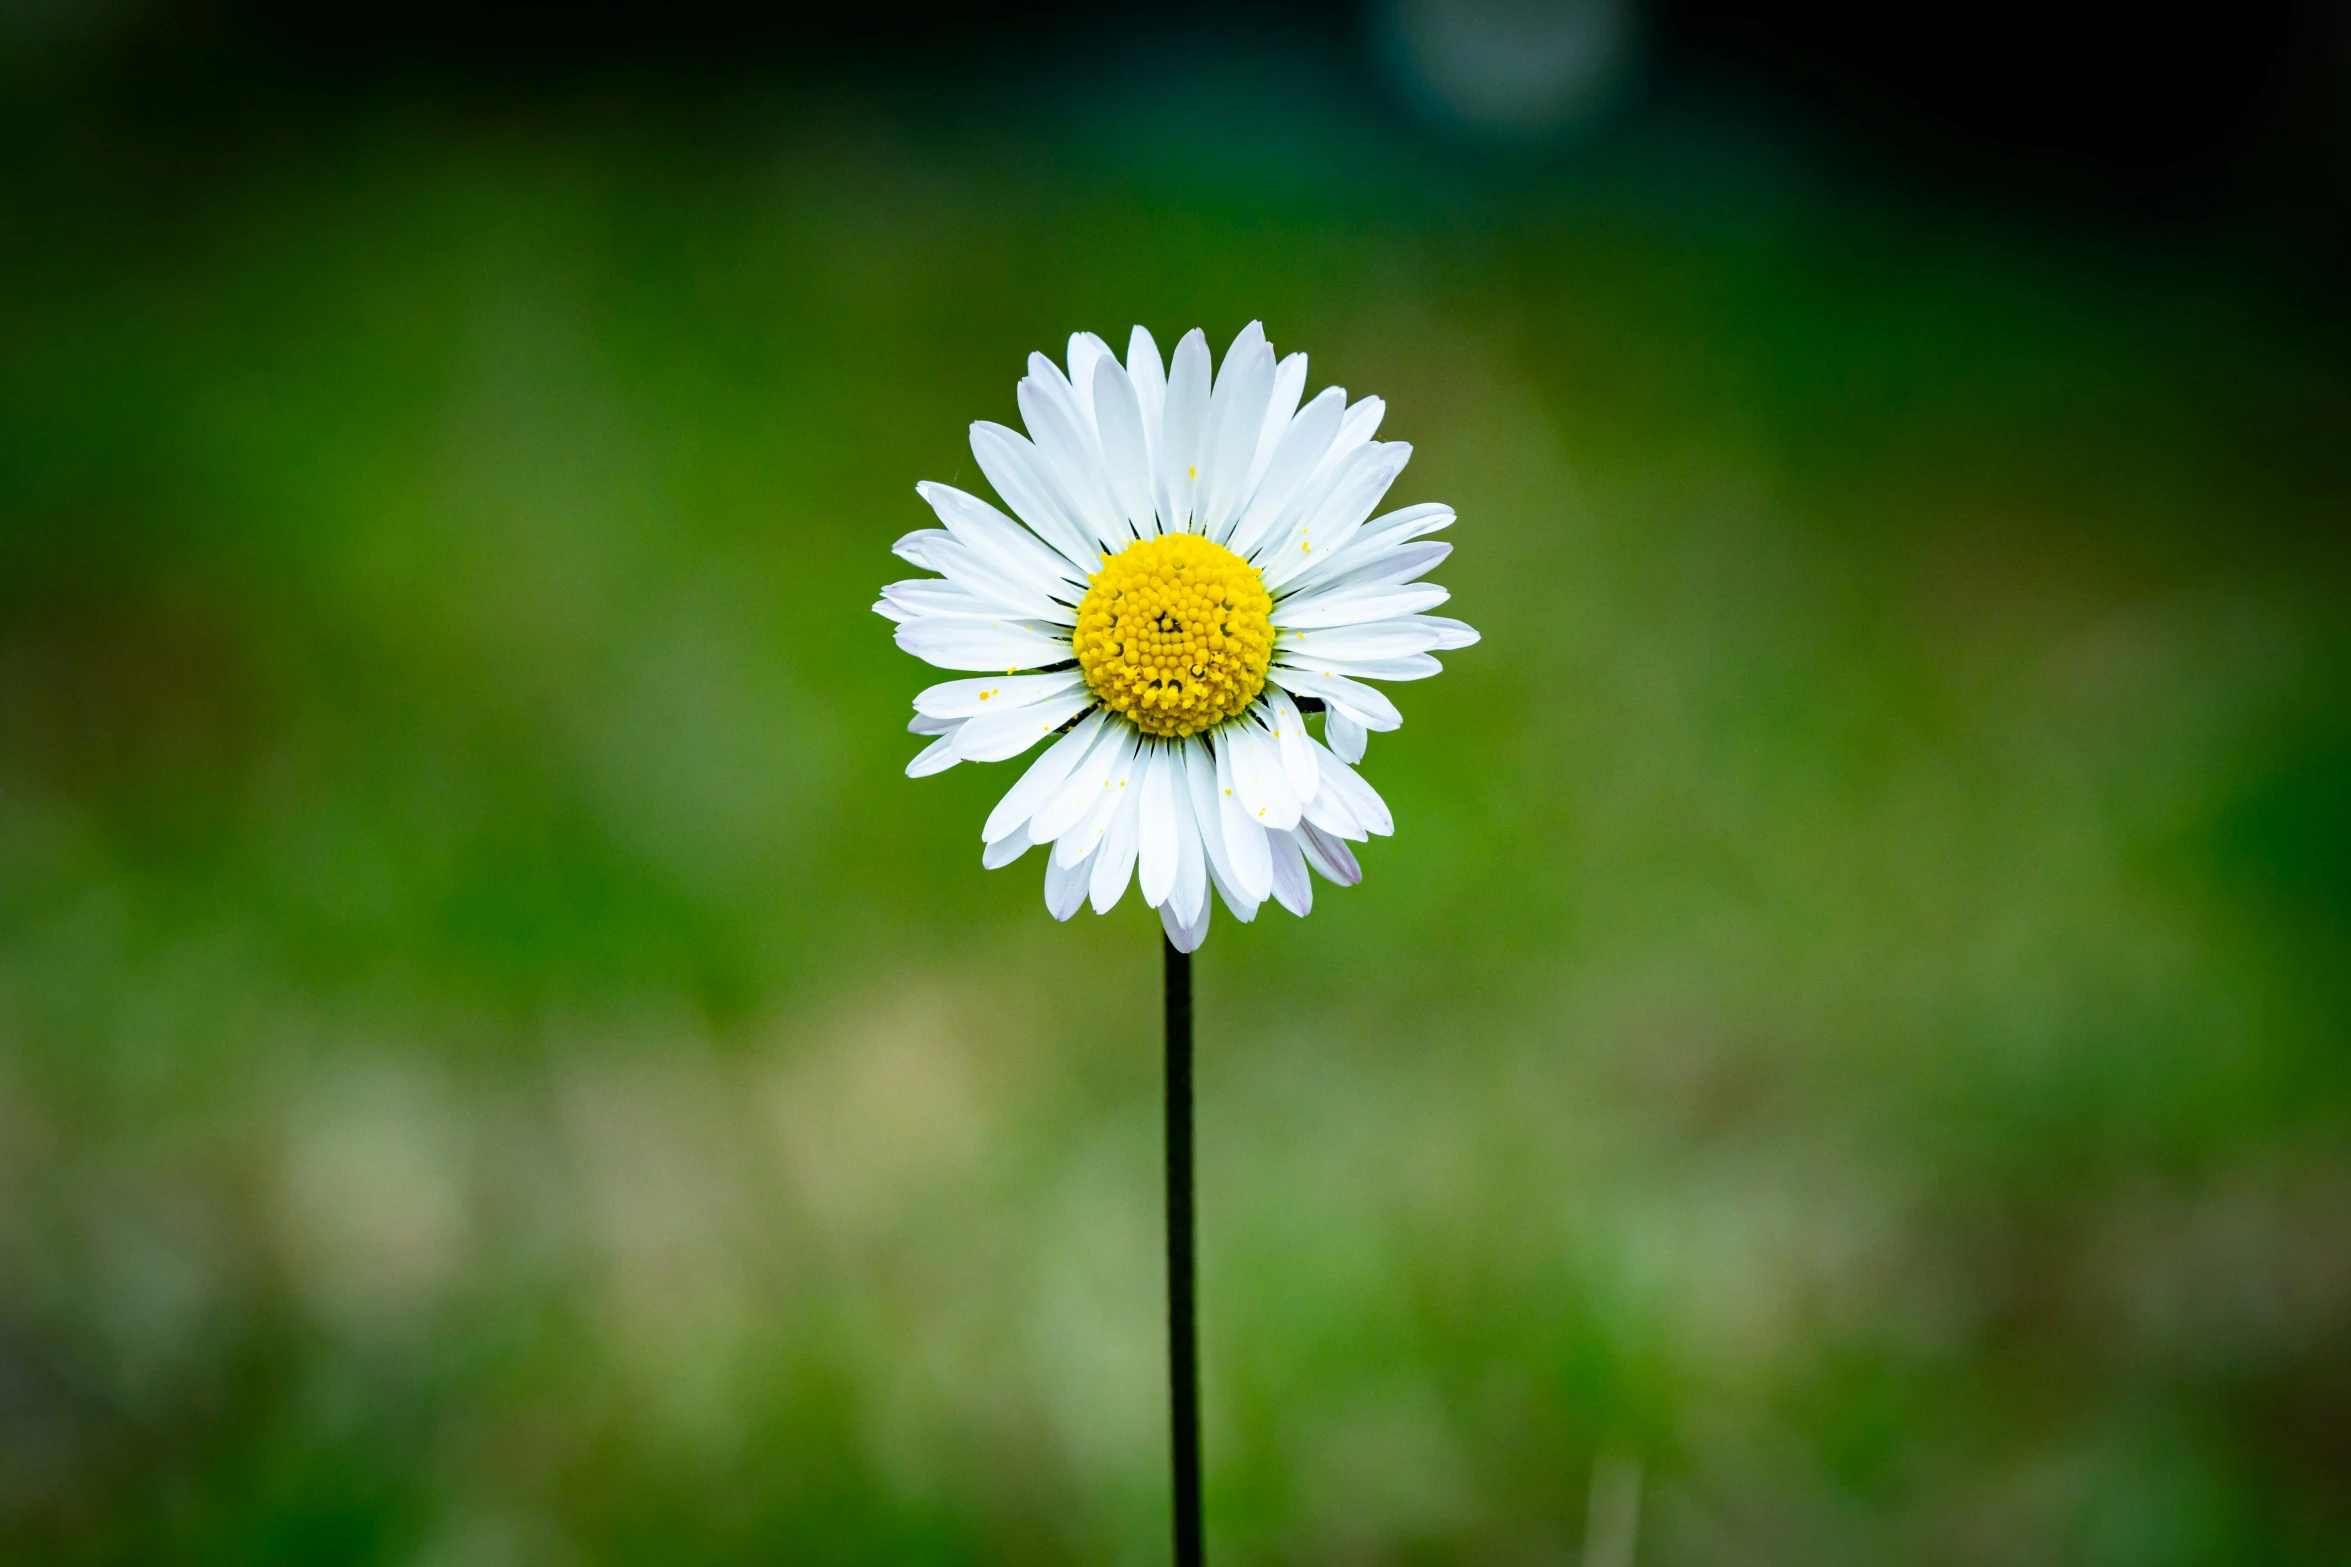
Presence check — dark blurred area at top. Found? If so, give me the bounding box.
[7,0,2350,228]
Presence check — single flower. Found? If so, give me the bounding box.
[877,323,1477,951]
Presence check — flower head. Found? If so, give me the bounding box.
[877,323,1478,951]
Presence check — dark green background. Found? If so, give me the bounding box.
[2,26,2347,1565]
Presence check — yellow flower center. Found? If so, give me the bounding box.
[1074,532,1273,738]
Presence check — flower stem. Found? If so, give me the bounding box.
[1164,935,1202,1567]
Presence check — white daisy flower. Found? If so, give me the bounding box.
[877,322,1478,953]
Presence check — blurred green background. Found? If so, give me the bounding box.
[2,4,2348,1562]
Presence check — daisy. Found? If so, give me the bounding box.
[877,322,1477,952]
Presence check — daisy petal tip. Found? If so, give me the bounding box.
[1160,899,1210,953]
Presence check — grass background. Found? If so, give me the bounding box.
[1,29,2347,1565]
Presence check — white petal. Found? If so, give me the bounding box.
[915,670,1084,719]
[1297,821,1362,886]
[1267,828,1312,916]
[1260,442,1413,592]
[1267,665,1403,729]
[1158,329,1211,532]
[1319,394,1386,477]
[1213,859,1269,920]
[1272,393,1385,546]
[1137,744,1179,908]
[1226,385,1344,561]
[984,711,1107,844]
[1280,650,1443,682]
[1272,582,1450,630]
[893,527,1066,619]
[1055,781,1119,869]
[1045,844,1092,920]
[1307,539,1452,593]
[1341,502,1454,561]
[1324,704,1368,763]
[895,617,1072,672]
[983,822,1033,868]
[909,712,957,736]
[1218,718,1302,832]
[1206,856,1261,923]
[1160,892,1211,953]
[1182,738,1239,904]
[918,481,1087,595]
[1066,332,1115,437]
[1419,615,1481,650]
[890,527,944,570]
[882,579,1055,624]
[1091,356,1157,534]
[1300,765,1365,839]
[916,537,1079,622]
[1170,764,1208,925]
[1053,734,1139,867]
[969,422,1100,573]
[1253,394,1390,572]
[1306,739,1393,836]
[1127,327,1167,478]
[1199,322,1274,543]
[1287,618,1453,659]
[906,731,961,777]
[1245,351,1308,499]
[888,533,1020,601]
[1032,722,1134,844]
[1262,686,1320,805]
[1088,785,1141,913]
[953,687,1094,763]
[1019,369,1128,553]
[1214,739,1275,901]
